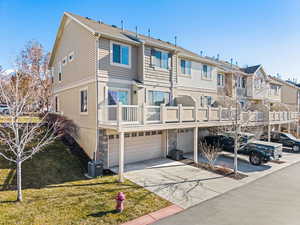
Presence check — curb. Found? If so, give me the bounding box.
[121,204,183,225]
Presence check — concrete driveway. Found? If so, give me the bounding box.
[111,158,240,209]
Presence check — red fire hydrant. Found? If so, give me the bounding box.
[116,192,125,212]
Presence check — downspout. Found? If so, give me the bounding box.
[94,33,100,162]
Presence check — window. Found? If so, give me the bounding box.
[108,89,129,105]
[200,96,213,107]
[68,52,74,62]
[270,85,280,96]
[111,42,130,66]
[202,64,212,80]
[237,76,246,88]
[80,89,88,113]
[180,59,191,75]
[217,74,225,87]
[54,96,59,112]
[62,56,67,66]
[58,62,62,82]
[151,49,169,69]
[148,91,170,106]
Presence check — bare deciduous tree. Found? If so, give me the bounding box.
[17,40,52,112]
[199,140,220,168]
[0,70,61,202]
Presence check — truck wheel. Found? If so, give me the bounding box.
[249,153,262,166]
[292,145,300,153]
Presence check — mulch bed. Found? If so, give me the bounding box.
[180,158,248,180]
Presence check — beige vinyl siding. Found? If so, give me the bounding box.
[56,82,97,159]
[53,19,96,90]
[144,46,172,83]
[98,38,138,80]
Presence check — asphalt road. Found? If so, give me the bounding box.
[154,162,300,225]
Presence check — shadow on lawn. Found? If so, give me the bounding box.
[0,141,88,191]
[88,210,119,217]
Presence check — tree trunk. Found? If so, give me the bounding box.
[16,160,22,202]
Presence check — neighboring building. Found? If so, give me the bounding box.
[49,12,299,179]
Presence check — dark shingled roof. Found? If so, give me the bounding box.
[241,65,261,74]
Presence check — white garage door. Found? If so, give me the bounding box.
[108,132,163,168]
[177,129,194,153]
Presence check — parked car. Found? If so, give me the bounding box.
[260,131,300,152]
[0,104,9,114]
[204,133,282,165]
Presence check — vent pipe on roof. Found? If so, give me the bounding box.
[236,61,238,66]
[121,20,124,31]
[174,36,177,46]
[230,58,233,67]
[148,28,151,38]
[216,54,220,61]
[135,26,138,37]
[200,50,203,56]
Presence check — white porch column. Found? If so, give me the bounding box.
[118,132,125,182]
[268,124,271,142]
[288,123,291,133]
[278,124,281,132]
[194,127,198,163]
[296,123,299,137]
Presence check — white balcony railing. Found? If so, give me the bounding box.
[99,103,300,127]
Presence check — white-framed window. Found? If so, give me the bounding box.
[68,51,74,62]
[62,56,67,66]
[237,76,246,88]
[58,62,62,82]
[80,88,88,114]
[202,64,213,80]
[108,88,130,105]
[110,41,131,68]
[151,48,170,70]
[217,74,225,87]
[254,78,262,89]
[200,96,213,107]
[148,90,170,106]
[270,84,280,96]
[54,95,59,112]
[180,59,191,75]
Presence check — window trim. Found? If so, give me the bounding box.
[180,59,192,76]
[79,87,88,115]
[201,64,213,81]
[147,90,170,106]
[107,87,131,105]
[151,48,170,71]
[110,41,131,68]
[217,73,225,87]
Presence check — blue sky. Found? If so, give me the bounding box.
[1,0,300,80]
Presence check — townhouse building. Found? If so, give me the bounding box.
[49,12,299,180]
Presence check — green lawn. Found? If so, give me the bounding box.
[0,141,170,225]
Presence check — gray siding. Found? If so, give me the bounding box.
[144,46,172,84]
[98,38,138,80]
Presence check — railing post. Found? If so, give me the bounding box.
[141,103,146,125]
[117,102,122,127]
[160,104,166,124]
[229,106,232,121]
[178,104,183,123]
[207,106,211,121]
[218,107,222,121]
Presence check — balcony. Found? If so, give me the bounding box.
[98,103,299,131]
